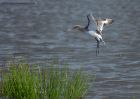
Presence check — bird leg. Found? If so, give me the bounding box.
[96,41,100,56]
[102,40,106,45]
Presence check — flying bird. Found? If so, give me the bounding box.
[68,13,114,56]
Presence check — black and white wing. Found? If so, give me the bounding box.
[84,14,90,30]
[90,13,114,33]
[84,14,97,31]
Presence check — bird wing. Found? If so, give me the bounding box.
[90,13,114,34]
[89,13,97,27]
[85,13,97,31]
[104,18,114,25]
[96,18,114,33]
[89,13,104,33]
[84,15,90,30]
[95,19,105,32]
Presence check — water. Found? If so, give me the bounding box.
[0,0,140,98]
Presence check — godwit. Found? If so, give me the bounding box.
[68,14,114,56]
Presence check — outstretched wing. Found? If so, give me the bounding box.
[84,14,90,30]
[96,18,114,32]
[96,19,105,32]
[85,13,97,31]
[90,13,104,32]
[90,13,114,33]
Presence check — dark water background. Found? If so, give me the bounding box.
[0,0,140,98]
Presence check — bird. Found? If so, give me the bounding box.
[68,13,114,56]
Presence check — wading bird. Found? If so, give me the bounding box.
[68,13,114,56]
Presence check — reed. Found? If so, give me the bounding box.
[1,61,90,99]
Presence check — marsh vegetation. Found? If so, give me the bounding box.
[0,60,92,99]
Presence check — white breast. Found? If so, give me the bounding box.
[87,31,102,39]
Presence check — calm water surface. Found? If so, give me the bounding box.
[0,0,140,98]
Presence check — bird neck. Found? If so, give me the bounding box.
[78,27,88,32]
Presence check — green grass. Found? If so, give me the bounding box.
[1,61,90,99]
